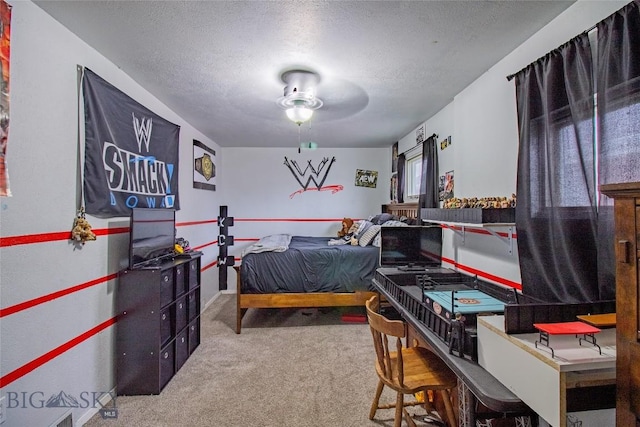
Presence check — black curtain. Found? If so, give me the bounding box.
[596,1,640,299]
[514,1,640,302]
[418,134,439,222]
[397,153,406,203]
[514,34,599,303]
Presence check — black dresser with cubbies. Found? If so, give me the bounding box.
[116,252,202,395]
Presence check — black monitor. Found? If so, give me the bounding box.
[419,225,443,265]
[129,208,176,268]
[380,225,442,268]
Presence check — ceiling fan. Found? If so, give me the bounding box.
[276,69,324,125]
[272,67,370,151]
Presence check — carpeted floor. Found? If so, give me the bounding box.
[84,293,444,427]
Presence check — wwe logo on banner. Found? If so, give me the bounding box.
[132,113,153,152]
[284,156,336,191]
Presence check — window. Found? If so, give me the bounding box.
[598,75,640,188]
[405,153,422,199]
[529,107,594,212]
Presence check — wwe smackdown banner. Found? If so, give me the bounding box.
[82,68,180,217]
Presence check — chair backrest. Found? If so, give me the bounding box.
[366,295,408,387]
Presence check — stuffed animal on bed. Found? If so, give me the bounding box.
[337,218,354,237]
[350,220,375,245]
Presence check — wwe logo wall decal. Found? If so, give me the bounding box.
[132,113,152,152]
[284,156,343,198]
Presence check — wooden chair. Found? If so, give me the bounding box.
[365,295,458,427]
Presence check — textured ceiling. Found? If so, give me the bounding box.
[34,1,575,149]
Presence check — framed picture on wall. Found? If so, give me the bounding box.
[392,141,398,173]
[355,169,378,188]
[416,125,425,144]
[391,175,398,202]
[193,139,216,191]
[443,170,454,200]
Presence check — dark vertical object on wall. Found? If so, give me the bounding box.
[513,1,640,303]
[595,0,640,300]
[82,68,180,216]
[217,206,234,291]
[514,33,600,303]
[397,153,406,203]
[418,134,439,222]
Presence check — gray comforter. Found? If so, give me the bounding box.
[240,236,380,294]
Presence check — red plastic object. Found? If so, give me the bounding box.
[533,321,601,335]
[341,314,367,323]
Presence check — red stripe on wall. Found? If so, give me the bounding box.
[1,231,78,247]
[0,228,127,247]
[202,260,217,271]
[94,227,129,236]
[441,224,518,239]
[177,219,217,227]
[441,256,522,290]
[234,218,344,222]
[193,241,216,251]
[0,219,215,247]
[0,316,117,387]
[0,273,117,318]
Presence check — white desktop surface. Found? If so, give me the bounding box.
[477,315,616,427]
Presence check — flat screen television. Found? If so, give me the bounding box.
[379,226,442,268]
[419,225,444,266]
[129,208,176,269]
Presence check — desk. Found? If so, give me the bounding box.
[576,313,616,328]
[477,315,616,427]
[372,275,532,426]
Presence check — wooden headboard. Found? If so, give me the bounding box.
[382,203,419,219]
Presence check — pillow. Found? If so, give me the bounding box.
[381,220,408,227]
[368,213,396,225]
[372,233,381,247]
[355,220,373,237]
[374,213,395,225]
[359,224,381,247]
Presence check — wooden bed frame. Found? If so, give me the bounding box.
[234,203,418,334]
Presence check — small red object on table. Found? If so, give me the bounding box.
[533,321,602,358]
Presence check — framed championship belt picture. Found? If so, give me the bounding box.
[193,139,216,191]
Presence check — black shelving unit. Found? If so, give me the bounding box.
[116,252,202,395]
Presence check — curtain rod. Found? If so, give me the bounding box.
[505,22,599,82]
[506,0,637,81]
[401,133,437,156]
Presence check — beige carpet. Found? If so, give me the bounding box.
[84,294,443,427]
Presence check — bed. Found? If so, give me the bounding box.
[234,203,418,333]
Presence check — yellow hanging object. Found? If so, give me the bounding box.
[71,208,96,244]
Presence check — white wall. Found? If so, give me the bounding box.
[221,146,389,290]
[397,0,629,289]
[0,1,631,426]
[0,2,221,426]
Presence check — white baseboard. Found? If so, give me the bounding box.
[76,387,116,426]
[202,289,236,311]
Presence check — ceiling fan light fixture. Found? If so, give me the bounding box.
[286,103,314,124]
[277,70,323,125]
